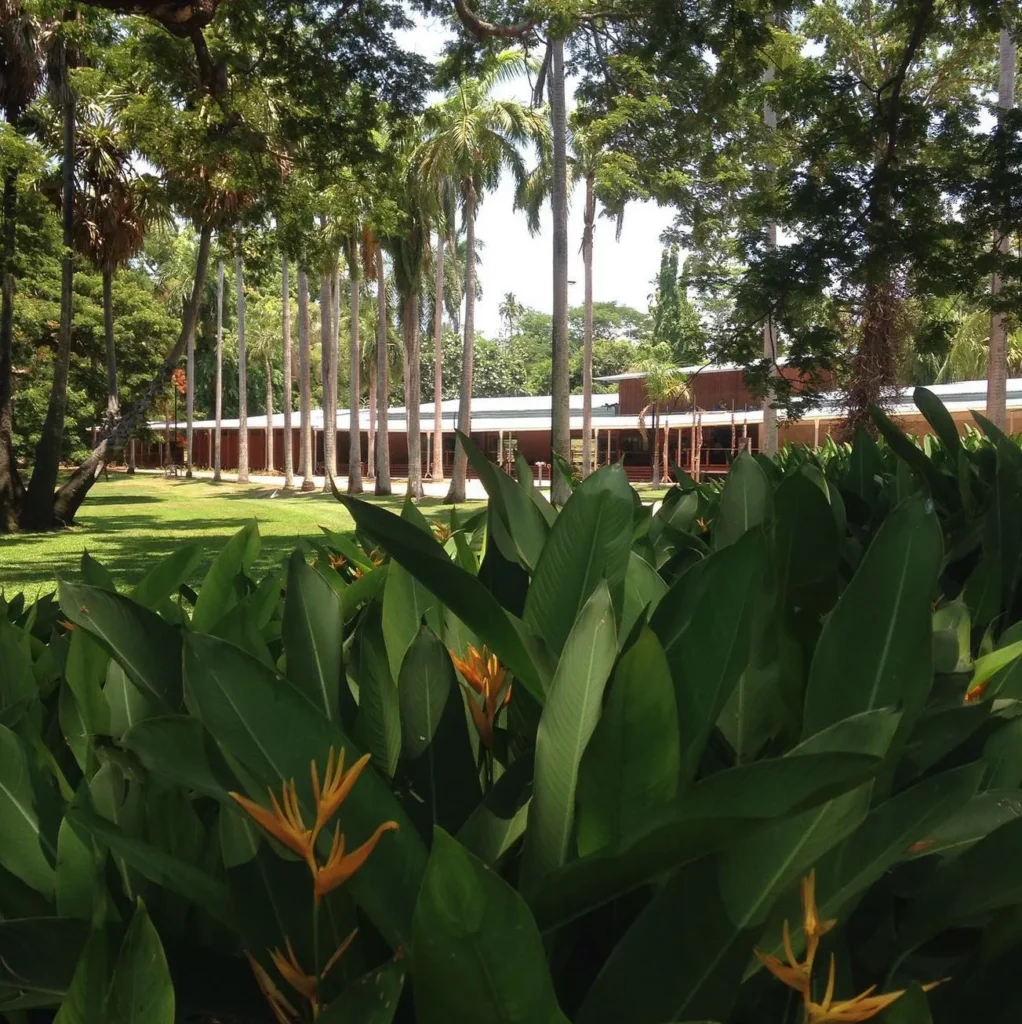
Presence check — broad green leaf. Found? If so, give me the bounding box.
[53,928,108,1024]
[803,496,942,736]
[520,583,617,894]
[131,543,203,609]
[80,551,116,592]
[871,409,956,506]
[319,958,406,1024]
[398,626,453,760]
[0,620,36,725]
[191,521,260,631]
[55,816,101,922]
[67,807,233,927]
[971,639,1022,698]
[0,724,56,896]
[714,451,771,549]
[412,829,569,1024]
[282,549,343,720]
[457,754,532,867]
[354,601,402,779]
[58,582,180,712]
[878,984,932,1024]
[382,560,438,682]
[653,528,767,780]
[523,465,632,656]
[107,901,174,1024]
[63,629,110,759]
[773,468,839,610]
[338,495,546,702]
[914,386,962,458]
[104,662,163,738]
[576,627,679,856]
[0,918,88,1009]
[846,427,883,504]
[182,632,425,948]
[619,551,669,640]
[901,789,1022,859]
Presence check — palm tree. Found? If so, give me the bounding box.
[374,239,391,495]
[320,266,336,488]
[418,50,548,503]
[213,257,224,481]
[634,342,690,485]
[989,25,1017,430]
[235,244,249,483]
[346,230,363,494]
[281,252,295,488]
[0,0,42,529]
[298,268,315,490]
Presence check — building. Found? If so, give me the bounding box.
[142,366,1022,483]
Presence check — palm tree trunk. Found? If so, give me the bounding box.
[582,172,595,478]
[23,42,75,529]
[404,291,423,498]
[375,242,391,495]
[184,263,194,477]
[652,406,661,487]
[347,238,363,493]
[264,354,274,472]
[321,271,335,488]
[432,229,445,481]
[0,168,23,531]
[299,268,315,491]
[281,253,294,487]
[446,184,477,504]
[52,225,212,524]
[102,266,118,425]
[213,258,224,481]
[989,25,1016,431]
[367,358,376,480]
[550,36,571,505]
[761,45,779,456]
[235,248,249,483]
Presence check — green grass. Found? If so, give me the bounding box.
[0,471,484,600]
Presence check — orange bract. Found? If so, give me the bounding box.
[314,819,400,901]
[449,643,512,749]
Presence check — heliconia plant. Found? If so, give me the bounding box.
[2,390,1022,1022]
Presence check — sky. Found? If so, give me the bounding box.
[394,13,675,338]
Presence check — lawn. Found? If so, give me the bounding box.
[0,471,483,599]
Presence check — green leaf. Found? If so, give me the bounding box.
[0,620,36,725]
[914,387,962,459]
[383,560,438,682]
[846,427,883,504]
[412,829,569,1024]
[520,583,618,894]
[619,552,669,640]
[55,816,101,922]
[0,918,88,1009]
[803,496,942,737]
[107,901,175,1024]
[903,789,1022,858]
[878,984,932,1024]
[576,627,679,856]
[58,582,180,712]
[871,409,955,506]
[523,465,633,656]
[319,958,406,1024]
[354,601,402,779]
[398,626,453,760]
[53,929,108,1024]
[773,468,839,610]
[282,549,343,721]
[191,521,260,632]
[0,724,56,896]
[338,495,546,703]
[713,451,771,549]
[457,754,532,867]
[81,551,116,592]
[182,632,426,948]
[66,807,234,927]
[131,543,203,609]
[652,528,767,780]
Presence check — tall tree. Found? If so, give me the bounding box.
[419,50,547,502]
[347,232,363,493]
[374,240,391,494]
[988,24,1017,430]
[298,268,314,490]
[281,252,294,487]
[321,265,336,487]
[235,245,249,483]
[213,257,224,481]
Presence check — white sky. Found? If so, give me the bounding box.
[395,13,674,338]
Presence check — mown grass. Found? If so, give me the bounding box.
[0,471,484,599]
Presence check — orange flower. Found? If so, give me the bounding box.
[245,952,298,1024]
[230,780,315,872]
[964,680,988,704]
[449,644,512,749]
[432,520,452,542]
[805,955,941,1023]
[310,748,372,845]
[270,939,318,1006]
[328,552,346,569]
[314,819,399,901]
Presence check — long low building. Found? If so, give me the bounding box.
[142,367,1022,482]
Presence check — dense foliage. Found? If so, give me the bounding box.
[2,390,1022,1021]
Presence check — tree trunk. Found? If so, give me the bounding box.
[347,238,363,493]
[281,253,294,487]
[298,269,315,491]
[652,406,661,487]
[1,168,25,532]
[235,248,249,483]
[102,265,118,425]
[404,291,423,498]
[760,31,780,456]
[23,43,76,530]
[213,258,224,481]
[320,272,335,487]
[184,262,194,477]
[582,172,595,478]
[374,242,391,495]
[367,358,376,480]
[432,228,445,481]
[264,354,274,472]
[52,225,212,525]
[989,25,1016,430]
[445,184,476,504]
